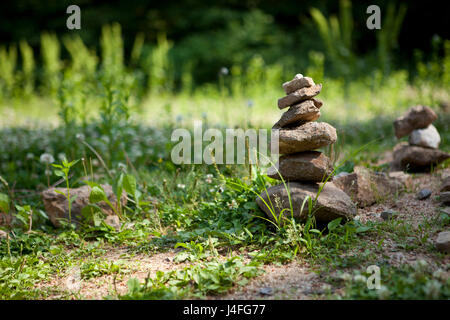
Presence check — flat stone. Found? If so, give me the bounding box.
[333,166,406,207]
[381,210,397,221]
[440,192,450,204]
[435,231,450,253]
[392,142,450,171]
[282,74,315,94]
[267,151,333,182]
[393,105,437,138]
[42,184,126,227]
[277,122,337,154]
[440,176,450,192]
[408,124,440,149]
[278,84,322,109]
[256,181,357,223]
[417,189,432,200]
[272,100,321,129]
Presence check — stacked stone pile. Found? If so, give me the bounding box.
[393,105,449,171]
[256,74,356,223]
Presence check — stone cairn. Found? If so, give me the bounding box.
[392,105,450,171]
[256,74,356,223]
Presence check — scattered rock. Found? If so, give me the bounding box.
[440,192,450,205]
[104,215,121,231]
[333,166,405,207]
[381,210,397,221]
[393,105,438,139]
[259,287,274,296]
[392,142,450,171]
[42,184,127,227]
[417,189,432,200]
[282,74,315,94]
[440,176,450,192]
[256,182,357,223]
[388,171,413,189]
[273,100,321,129]
[408,124,440,149]
[267,151,333,182]
[278,84,322,109]
[278,122,337,154]
[435,231,450,253]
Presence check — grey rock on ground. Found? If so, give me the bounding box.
[435,231,450,253]
[381,210,397,221]
[259,287,274,296]
[417,189,432,200]
[441,176,450,192]
[256,181,357,223]
[273,100,321,129]
[392,142,450,171]
[267,151,333,182]
[393,105,438,138]
[42,184,127,227]
[278,122,337,154]
[282,74,315,94]
[333,166,406,208]
[440,192,450,204]
[408,124,440,149]
[278,84,322,109]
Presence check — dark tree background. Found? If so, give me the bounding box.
[0,0,448,83]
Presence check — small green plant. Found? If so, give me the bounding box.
[52,158,80,224]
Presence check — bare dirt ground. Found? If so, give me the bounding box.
[34,168,450,300]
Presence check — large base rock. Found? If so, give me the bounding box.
[393,105,437,138]
[42,184,126,227]
[392,142,450,171]
[256,182,356,223]
[277,122,337,154]
[333,166,407,207]
[267,151,333,182]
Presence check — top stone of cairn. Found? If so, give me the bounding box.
[282,73,315,94]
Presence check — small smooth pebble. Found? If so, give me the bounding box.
[417,189,432,200]
[259,287,273,296]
